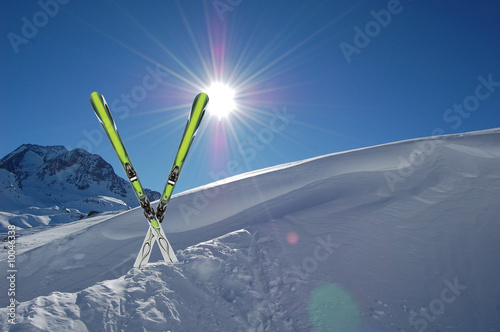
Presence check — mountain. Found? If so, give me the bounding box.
[1,129,499,331]
[0,144,159,230]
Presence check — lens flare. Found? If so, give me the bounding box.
[286,231,299,245]
[309,284,360,332]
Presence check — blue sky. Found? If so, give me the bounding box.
[1,0,500,192]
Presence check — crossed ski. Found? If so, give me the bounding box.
[90,92,208,269]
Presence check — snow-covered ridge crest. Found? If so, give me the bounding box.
[165,127,500,233]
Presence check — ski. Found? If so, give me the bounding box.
[137,92,209,265]
[157,92,209,223]
[89,91,178,267]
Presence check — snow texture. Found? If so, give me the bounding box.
[1,129,500,331]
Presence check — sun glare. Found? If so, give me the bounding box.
[206,83,236,120]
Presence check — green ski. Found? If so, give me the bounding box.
[137,92,208,266]
[157,92,208,223]
[89,91,178,267]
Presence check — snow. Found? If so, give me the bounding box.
[1,128,500,331]
[3,212,120,255]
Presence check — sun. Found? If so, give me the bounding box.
[205,82,236,120]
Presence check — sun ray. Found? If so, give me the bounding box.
[135,104,191,116]
[127,112,187,141]
[227,21,262,85]
[231,3,364,93]
[175,1,213,84]
[237,81,310,99]
[67,7,208,94]
[229,107,274,138]
[230,7,306,87]
[223,119,247,161]
[114,2,207,90]
[203,3,219,83]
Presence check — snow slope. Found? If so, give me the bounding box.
[1,129,500,331]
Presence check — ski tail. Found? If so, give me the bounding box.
[133,223,177,268]
[156,92,209,223]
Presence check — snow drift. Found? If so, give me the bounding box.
[1,129,499,331]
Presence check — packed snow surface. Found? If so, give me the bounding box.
[1,129,500,331]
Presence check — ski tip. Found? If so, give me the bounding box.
[90,91,109,108]
[89,91,103,104]
[199,92,209,101]
[195,92,209,107]
[90,91,102,98]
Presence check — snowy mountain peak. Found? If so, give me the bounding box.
[0,144,130,201]
[0,144,68,178]
[0,144,159,230]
